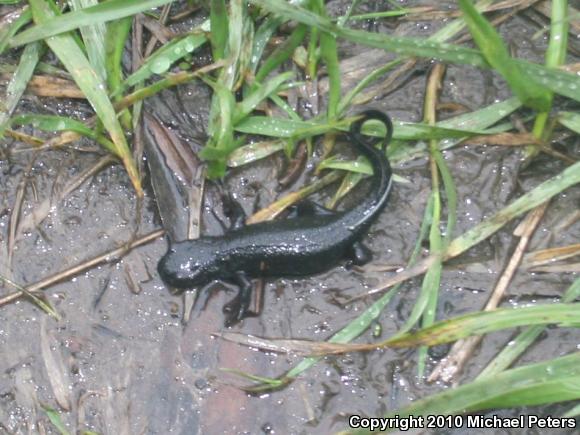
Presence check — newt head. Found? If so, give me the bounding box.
[157,238,222,289]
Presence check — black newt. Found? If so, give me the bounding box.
[158,110,394,326]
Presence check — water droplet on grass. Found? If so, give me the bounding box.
[150,58,171,74]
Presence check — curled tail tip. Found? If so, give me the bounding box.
[349,110,394,150]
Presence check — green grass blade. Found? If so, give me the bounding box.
[10,0,173,47]
[222,0,246,89]
[317,0,340,119]
[227,140,285,167]
[430,0,494,42]
[250,0,487,67]
[337,0,494,114]
[384,304,580,348]
[318,155,371,175]
[29,0,142,195]
[234,72,293,123]
[234,98,519,168]
[11,114,96,138]
[337,0,362,26]
[250,15,284,73]
[531,0,569,141]
[69,0,107,81]
[358,352,580,434]
[200,78,236,178]
[121,32,208,91]
[255,23,307,83]
[251,0,580,105]
[9,114,117,150]
[458,0,550,111]
[478,277,580,378]
[434,151,457,243]
[105,16,133,96]
[338,58,402,115]
[416,186,443,376]
[0,7,32,56]
[105,15,132,130]
[0,41,43,132]
[42,405,70,435]
[0,275,60,320]
[445,158,580,259]
[210,0,228,60]
[438,97,521,130]
[563,402,580,418]
[558,111,580,133]
[545,0,569,68]
[326,170,365,209]
[236,116,503,140]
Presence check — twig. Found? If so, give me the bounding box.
[0,230,164,307]
[427,202,549,383]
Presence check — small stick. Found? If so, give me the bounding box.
[0,230,164,307]
[427,202,549,383]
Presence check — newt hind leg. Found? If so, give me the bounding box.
[346,241,373,268]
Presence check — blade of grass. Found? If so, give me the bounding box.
[326,170,365,209]
[131,94,518,172]
[336,0,362,26]
[200,78,236,178]
[42,405,71,435]
[414,64,448,376]
[234,72,294,123]
[29,0,142,195]
[315,0,340,119]
[250,0,580,104]
[345,352,580,434]
[430,0,494,42]
[251,0,488,66]
[338,0,494,114]
[105,16,133,96]
[445,157,580,259]
[458,0,550,111]
[0,275,60,320]
[318,155,371,175]
[227,140,285,167]
[337,58,403,115]
[210,0,228,60]
[234,304,580,356]
[10,0,173,47]
[249,15,284,74]
[558,111,580,133]
[562,402,580,418]
[531,0,569,143]
[0,6,32,56]
[255,23,306,83]
[105,15,133,130]
[69,0,107,81]
[235,116,503,141]
[121,32,207,91]
[0,41,43,133]
[10,114,115,150]
[477,277,580,379]
[384,304,580,348]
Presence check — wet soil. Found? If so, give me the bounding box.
[1,1,579,434]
